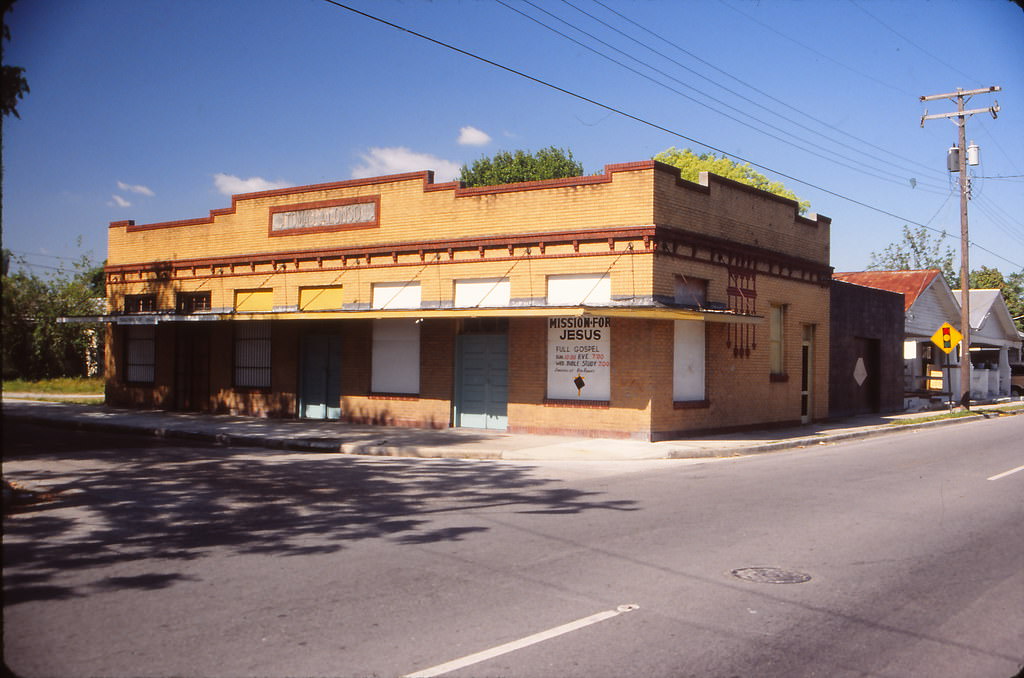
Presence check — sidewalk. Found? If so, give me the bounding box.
[2,395,1021,461]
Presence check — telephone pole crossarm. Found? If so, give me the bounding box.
[920,103,1000,127]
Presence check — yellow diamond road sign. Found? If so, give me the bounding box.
[931,322,962,354]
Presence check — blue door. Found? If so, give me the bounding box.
[455,334,508,430]
[300,334,341,419]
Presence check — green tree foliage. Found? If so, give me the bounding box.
[867,225,958,288]
[968,265,1024,332]
[459,146,583,187]
[2,252,106,380]
[1,0,30,119]
[654,147,810,214]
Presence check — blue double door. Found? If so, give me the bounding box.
[300,333,341,419]
[455,333,508,430]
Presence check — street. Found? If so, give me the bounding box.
[3,416,1023,678]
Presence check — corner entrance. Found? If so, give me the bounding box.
[454,322,508,430]
[300,333,341,419]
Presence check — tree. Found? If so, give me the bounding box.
[654,147,810,214]
[459,147,583,187]
[2,254,106,380]
[968,266,1024,332]
[867,225,958,288]
[1,0,30,119]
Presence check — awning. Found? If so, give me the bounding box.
[60,304,762,325]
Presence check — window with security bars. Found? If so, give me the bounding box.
[234,322,271,388]
[176,291,211,314]
[125,325,156,383]
[124,294,156,313]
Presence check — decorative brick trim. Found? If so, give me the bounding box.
[673,399,710,409]
[368,393,420,401]
[770,373,789,383]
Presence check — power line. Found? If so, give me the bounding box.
[848,0,979,85]
[318,0,1023,271]
[500,0,948,194]
[581,0,950,183]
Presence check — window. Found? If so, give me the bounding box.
[674,276,707,308]
[125,325,155,383]
[124,294,156,313]
[234,288,273,313]
[546,273,611,305]
[177,291,211,314]
[299,285,344,311]
[454,278,510,308]
[371,319,420,394]
[234,322,271,388]
[372,282,421,310]
[769,304,785,375]
[673,320,705,401]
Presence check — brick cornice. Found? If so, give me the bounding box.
[108,162,658,233]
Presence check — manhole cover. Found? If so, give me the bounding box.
[731,567,811,584]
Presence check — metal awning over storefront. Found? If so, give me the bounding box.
[60,304,762,325]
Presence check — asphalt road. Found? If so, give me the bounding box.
[3,416,1023,678]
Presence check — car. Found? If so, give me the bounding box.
[1012,364,1024,398]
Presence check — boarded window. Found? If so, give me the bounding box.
[371,319,420,394]
[372,282,421,310]
[454,278,511,307]
[234,288,273,313]
[674,277,707,307]
[234,322,271,388]
[546,273,611,305]
[125,325,155,383]
[673,320,705,401]
[299,286,344,311]
[769,304,785,375]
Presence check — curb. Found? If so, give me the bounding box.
[4,403,1021,461]
[667,408,1020,459]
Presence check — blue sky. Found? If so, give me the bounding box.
[4,0,1023,279]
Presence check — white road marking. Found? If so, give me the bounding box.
[402,604,639,678]
[987,464,1024,481]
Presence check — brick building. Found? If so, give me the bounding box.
[100,161,832,440]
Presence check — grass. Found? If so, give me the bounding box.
[888,402,1024,426]
[2,377,105,394]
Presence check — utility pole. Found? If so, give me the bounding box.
[920,86,1000,410]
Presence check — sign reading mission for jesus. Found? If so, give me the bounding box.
[547,316,611,400]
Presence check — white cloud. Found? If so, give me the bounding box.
[457,126,491,146]
[109,194,131,208]
[117,181,154,196]
[213,173,291,196]
[351,147,461,182]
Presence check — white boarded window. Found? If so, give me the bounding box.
[372,282,421,310]
[125,325,156,383]
[546,273,611,306]
[674,277,707,307]
[454,278,511,308]
[235,322,272,388]
[769,304,785,375]
[673,320,705,401]
[372,319,420,394]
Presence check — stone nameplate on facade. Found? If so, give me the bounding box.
[547,316,611,400]
[271,200,376,233]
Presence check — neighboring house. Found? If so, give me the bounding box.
[833,270,961,410]
[828,279,904,417]
[951,288,1022,399]
[93,161,833,441]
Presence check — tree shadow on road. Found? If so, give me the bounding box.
[3,420,637,604]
